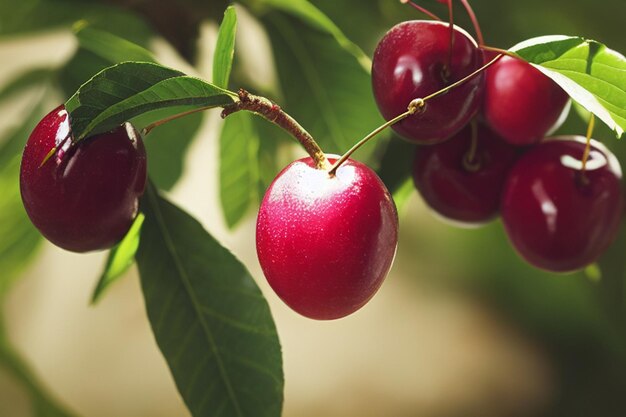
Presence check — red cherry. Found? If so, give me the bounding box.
[371,20,484,144]
[20,105,147,252]
[482,54,570,145]
[256,156,398,320]
[501,137,623,272]
[413,122,518,225]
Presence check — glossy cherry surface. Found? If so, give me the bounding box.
[501,137,623,272]
[20,105,147,252]
[372,20,484,144]
[413,123,518,225]
[256,156,398,320]
[482,54,570,145]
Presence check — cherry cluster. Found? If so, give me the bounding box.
[372,19,624,273]
[16,6,624,323]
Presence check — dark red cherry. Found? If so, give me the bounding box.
[256,156,398,320]
[482,54,570,145]
[20,105,147,252]
[412,122,518,225]
[372,20,484,144]
[501,137,623,272]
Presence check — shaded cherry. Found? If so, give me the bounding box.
[501,137,623,272]
[256,156,398,320]
[20,105,147,252]
[482,53,570,145]
[412,122,518,225]
[371,20,484,144]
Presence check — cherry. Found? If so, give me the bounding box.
[482,54,570,145]
[256,156,398,320]
[20,105,147,252]
[412,122,518,225]
[371,20,484,144]
[501,137,623,272]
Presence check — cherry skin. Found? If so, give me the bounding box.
[501,137,623,272]
[20,105,147,252]
[256,156,398,320]
[412,123,518,225]
[482,54,570,145]
[371,20,484,144]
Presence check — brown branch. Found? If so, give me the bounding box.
[222,89,329,169]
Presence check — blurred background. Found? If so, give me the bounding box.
[0,0,625,416]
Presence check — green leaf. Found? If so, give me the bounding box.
[0,0,109,36]
[91,213,145,304]
[262,12,386,159]
[73,22,156,64]
[136,184,283,417]
[219,112,260,228]
[68,27,202,190]
[250,116,291,200]
[0,107,44,296]
[0,68,55,102]
[511,35,626,138]
[0,319,79,417]
[213,6,238,89]
[251,0,370,69]
[376,138,415,213]
[140,109,204,191]
[65,62,236,140]
[58,13,155,96]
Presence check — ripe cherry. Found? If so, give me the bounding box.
[371,20,484,144]
[20,105,147,252]
[256,156,398,320]
[501,137,623,272]
[482,54,570,145]
[412,122,518,225]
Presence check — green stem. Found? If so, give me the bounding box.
[328,99,424,176]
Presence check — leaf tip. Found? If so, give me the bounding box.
[72,19,88,34]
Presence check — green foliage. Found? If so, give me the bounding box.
[70,25,204,191]
[261,10,385,160]
[220,112,261,228]
[92,214,145,304]
[0,321,79,417]
[213,6,237,89]
[0,68,56,102]
[65,62,235,139]
[376,138,415,212]
[251,0,370,68]
[0,106,44,296]
[73,23,156,64]
[512,36,626,138]
[141,110,204,190]
[136,184,283,417]
[0,0,108,36]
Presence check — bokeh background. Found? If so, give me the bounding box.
[0,1,625,416]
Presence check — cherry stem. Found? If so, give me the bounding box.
[458,0,484,46]
[142,106,213,136]
[328,99,425,176]
[463,119,480,172]
[400,0,442,21]
[581,113,595,174]
[425,52,502,102]
[222,89,329,169]
[328,54,503,175]
[481,45,517,58]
